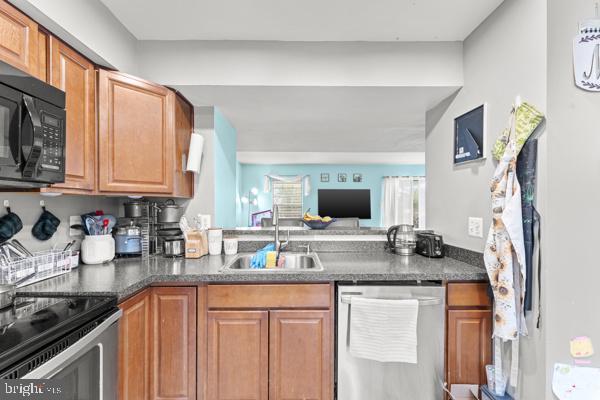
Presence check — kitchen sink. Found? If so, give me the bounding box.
[221,252,324,272]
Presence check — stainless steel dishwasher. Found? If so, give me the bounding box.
[337,283,445,400]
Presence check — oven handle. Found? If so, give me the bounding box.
[22,309,122,379]
[21,95,44,179]
[340,293,442,306]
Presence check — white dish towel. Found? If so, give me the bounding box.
[349,297,419,363]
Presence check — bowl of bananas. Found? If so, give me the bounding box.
[302,209,335,229]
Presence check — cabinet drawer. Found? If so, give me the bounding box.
[447,282,491,308]
[207,284,331,310]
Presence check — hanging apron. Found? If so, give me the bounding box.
[484,108,528,391]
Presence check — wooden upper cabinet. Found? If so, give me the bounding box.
[35,29,48,82]
[173,94,194,198]
[47,37,96,192]
[207,311,269,400]
[98,69,174,194]
[150,287,197,400]
[447,309,492,387]
[119,289,152,400]
[269,310,332,400]
[0,1,38,75]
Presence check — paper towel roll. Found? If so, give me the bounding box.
[186,133,204,173]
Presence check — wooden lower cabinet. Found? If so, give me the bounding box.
[207,311,269,400]
[118,287,197,400]
[269,310,332,400]
[118,289,152,400]
[446,282,493,397]
[205,284,334,400]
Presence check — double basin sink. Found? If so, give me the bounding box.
[221,252,324,272]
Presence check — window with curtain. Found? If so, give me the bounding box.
[272,180,303,218]
[381,177,426,228]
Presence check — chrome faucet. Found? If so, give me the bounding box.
[273,204,289,259]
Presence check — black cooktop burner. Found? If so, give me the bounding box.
[0,296,117,375]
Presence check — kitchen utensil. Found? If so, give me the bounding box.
[10,240,33,257]
[157,199,183,223]
[415,232,445,258]
[81,235,115,264]
[208,228,223,255]
[179,216,191,240]
[157,228,183,237]
[0,271,37,309]
[124,201,144,218]
[114,221,142,255]
[103,219,109,235]
[62,240,76,253]
[223,238,238,255]
[386,225,417,255]
[163,238,184,257]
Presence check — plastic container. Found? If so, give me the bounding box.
[81,235,115,264]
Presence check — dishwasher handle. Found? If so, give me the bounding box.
[340,292,442,306]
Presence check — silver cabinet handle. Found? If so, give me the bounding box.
[340,293,441,306]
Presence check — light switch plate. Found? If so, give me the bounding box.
[468,217,484,238]
[69,216,82,237]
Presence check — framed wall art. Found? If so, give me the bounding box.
[454,104,487,165]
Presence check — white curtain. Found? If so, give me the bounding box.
[381,177,425,228]
[263,175,311,196]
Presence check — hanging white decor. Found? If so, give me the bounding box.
[574,15,600,91]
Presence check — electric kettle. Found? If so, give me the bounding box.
[386,224,416,255]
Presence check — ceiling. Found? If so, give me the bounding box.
[101,0,504,42]
[174,86,459,152]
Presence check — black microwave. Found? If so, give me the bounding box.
[0,60,66,187]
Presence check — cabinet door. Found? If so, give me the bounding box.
[207,311,268,400]
[119,289,152,400]
[0,1,38,75]
[48,37,96,191]
[98,69,174,194]
[269,310,333,400]
[150,287,197,400]
[35,29,48,82]
[173,94,193,198]
[447,309,492,387]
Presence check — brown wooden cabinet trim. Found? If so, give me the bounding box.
[207,284,332,310]
[447,282,491,308]
[0,1,38,75]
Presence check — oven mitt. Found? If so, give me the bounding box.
[0,211,23,241]
[492,102,544,161]
[31,210,61,241]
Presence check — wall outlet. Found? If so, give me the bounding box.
[69,216,82,237]
[468,217,484,238]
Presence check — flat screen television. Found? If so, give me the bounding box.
[318,189,371,219]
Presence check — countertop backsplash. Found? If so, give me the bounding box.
[0,194,120,252]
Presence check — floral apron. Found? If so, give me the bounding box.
[484,106,529,392]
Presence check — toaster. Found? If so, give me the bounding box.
[416,232,445,258]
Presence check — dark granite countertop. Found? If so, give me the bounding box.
[16,252,487,302]
[224,227,387,235]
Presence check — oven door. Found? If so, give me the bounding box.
[23,310,121,400]
[0,83,22,169]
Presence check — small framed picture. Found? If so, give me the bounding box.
[353,173,362,183]
[338,173,347,183]
[454,104,487,165]
[320,173,329,183]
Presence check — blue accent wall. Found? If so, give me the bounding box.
[213,108,238,228]
[238,164,425,227]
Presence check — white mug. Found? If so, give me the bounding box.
[208,228,223,255]
[223,238,238,255]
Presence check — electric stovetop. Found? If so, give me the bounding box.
[0,295,117,375]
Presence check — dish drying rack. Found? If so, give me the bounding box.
[0,248,77,288]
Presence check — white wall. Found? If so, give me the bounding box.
[0,193,119,252]
[182,107,216,223]
[545,0,600,397]
[10,0,138,74]
[425,0,547,397]
[136,40,463,87]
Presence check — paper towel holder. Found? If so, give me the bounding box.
[186,131,204,173]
